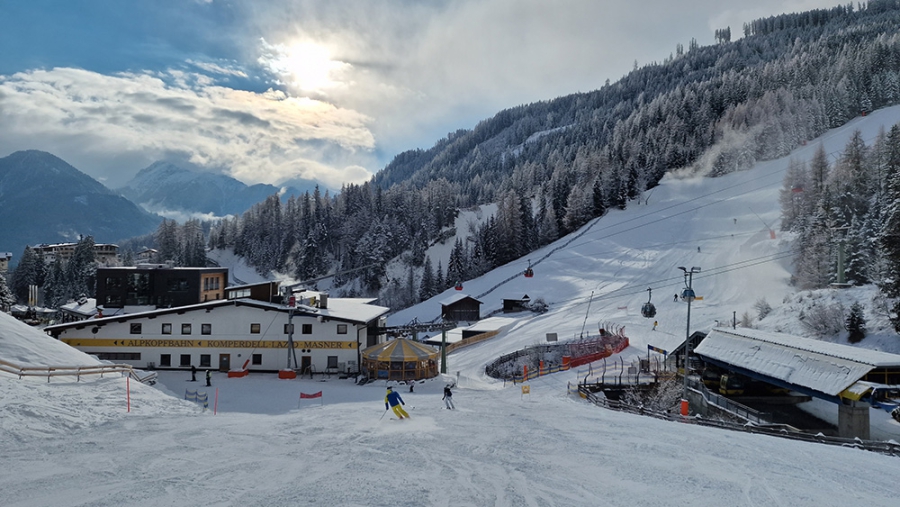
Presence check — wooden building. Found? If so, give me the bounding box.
[440,294,482,323]
[96,265,228,311]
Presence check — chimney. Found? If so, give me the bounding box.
[317,293,328,309]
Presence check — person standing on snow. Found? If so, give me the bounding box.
[384,386,410,419]
[443,385,455,410]
[205,369,211,387]
[653,320,658,331]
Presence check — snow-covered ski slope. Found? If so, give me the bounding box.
[391,105,900,383]
[4,108,900,506]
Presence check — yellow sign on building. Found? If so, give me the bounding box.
[61,338,357,349]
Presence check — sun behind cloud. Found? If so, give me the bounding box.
[258,39,351,95]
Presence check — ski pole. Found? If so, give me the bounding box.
[380,408,389,420]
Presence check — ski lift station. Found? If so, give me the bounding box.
[691,327,900,439]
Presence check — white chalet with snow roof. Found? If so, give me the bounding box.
[45,290,389,376]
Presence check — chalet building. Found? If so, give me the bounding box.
[33,242,120,267]
[502,294,531,313]
[135,248,158,264]
[96,265,228,312]
[44,289,390,375]
[0,252,11,274]
[441,294,482,323]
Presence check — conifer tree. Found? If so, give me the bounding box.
[846,301,867,343]
[11,247,41,304]
[0,272,15,311]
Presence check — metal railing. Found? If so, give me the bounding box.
[0,358,158,385]
[577,385,900,458]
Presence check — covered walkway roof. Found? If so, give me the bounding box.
[693,327,900,398]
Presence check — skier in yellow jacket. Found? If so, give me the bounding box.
[384,386,410,419]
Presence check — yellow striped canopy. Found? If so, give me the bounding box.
[361,338,439,362]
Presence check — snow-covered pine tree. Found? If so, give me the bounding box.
[0,272,15,311]
[846,301,867,343]
[11,247,40,304]
[419,256,435,301]
[878,124,900,330]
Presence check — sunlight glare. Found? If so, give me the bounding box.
[270,42,349,93]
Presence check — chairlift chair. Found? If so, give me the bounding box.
[524,259,534,278]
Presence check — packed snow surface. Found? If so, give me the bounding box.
[5,108,900,505]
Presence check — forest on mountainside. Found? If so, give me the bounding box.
[782,122,900,331]
[193,1,900,309]
[11,1,900,313]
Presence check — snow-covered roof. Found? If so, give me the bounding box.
[465,317,518,333]
[440,293,481,306]
[45,296,390,332]
[59,297,97,317]
[423,327,464,346]
[694,327,900,396]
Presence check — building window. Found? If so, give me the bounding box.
[229,288,250,299]
[105,277,123,289]
[337,324,348,334]
[252,353,262,366]
[182,323,192,335]
[200,354,211,367]
[284,323,294,334]
[162,323,172,335]
[301,324,312,334]
[180,354,191,367]
[130,323,142,334]
[327,356,338,369]
[160,354,171,367]
[201,323,212,335]
[250,323,261,334]
[167,278,190,292]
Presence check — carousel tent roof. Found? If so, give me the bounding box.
[361,339,439,362]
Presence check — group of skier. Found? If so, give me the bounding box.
[382,382,455,420]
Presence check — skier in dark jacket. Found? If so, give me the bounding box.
[384,386,410,419]
[205,369,212,387]
[442,385,455,410]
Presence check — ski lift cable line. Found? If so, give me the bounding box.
[544,250,795,308]
[503,164,776,276]
[442,153,805,320]
[592,251,795,303]
[553,230,761,261]
[283,261,384,292]
[449,175,788,321]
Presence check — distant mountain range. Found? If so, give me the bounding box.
[117,162,318,218]
[0,151,324,265]
[0,150,161,257]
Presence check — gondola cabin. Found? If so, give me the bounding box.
[641,302,656,318]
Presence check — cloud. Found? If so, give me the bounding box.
[242,0,843,158]
[0,67,376,188]
[0,0,844,192]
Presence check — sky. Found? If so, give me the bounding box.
[4,105,900,506]
[0,0,843,190]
